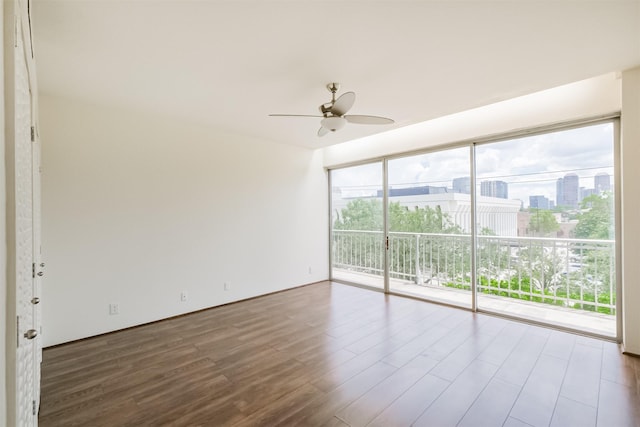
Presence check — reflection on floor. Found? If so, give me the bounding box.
[40,281,638,426]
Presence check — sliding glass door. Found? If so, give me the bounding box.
[329,119,618,338]
[474,122,617,336]
[387,147,472,309]
[330,162,385,289]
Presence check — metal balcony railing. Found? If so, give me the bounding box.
[332,230,616,315]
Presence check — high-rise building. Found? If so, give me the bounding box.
[556,173,580,209]
[556,178,564,207]
[481,180,509,199]
[595,173,611,193]
[562,173,580,208]
[452,176,470,194]
[529,195,550,209]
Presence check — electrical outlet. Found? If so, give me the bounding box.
[180,291,188,302]
[224,282,230,291]
[109,303,119,315]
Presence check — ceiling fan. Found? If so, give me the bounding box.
[269,83,395,137]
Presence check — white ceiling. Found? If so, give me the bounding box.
[33,1,640,149]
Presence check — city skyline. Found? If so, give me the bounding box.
[332,122,614,208]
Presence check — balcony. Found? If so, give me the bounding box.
[332,230,616,337]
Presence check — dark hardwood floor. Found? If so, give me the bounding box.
[39,281,640,426]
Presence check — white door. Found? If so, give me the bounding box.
[14,9,40,426]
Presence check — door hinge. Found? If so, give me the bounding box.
[32,400,36,415]
[30,126,35,142]
[32,262,35,278]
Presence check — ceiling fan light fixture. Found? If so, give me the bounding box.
[321,116,346,132]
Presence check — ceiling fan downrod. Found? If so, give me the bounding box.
[320,82,341,116]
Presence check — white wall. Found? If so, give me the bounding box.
[40,94,329,346]
[621,67,640,355]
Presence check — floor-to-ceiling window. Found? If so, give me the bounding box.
[330,162,385,289]
[474,121,617,336]
[329,119,618,338]
[387,147,473,309]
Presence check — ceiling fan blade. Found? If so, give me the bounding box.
[331,91,356,116]
[318,127,330,137]
[269,114,323,118]
[345,115,395,125]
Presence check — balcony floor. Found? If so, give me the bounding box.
[333,269,616,338]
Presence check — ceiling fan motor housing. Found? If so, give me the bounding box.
[320,103,333,115]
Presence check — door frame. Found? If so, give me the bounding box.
[5,0,41,425]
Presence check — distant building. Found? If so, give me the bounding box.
[452,177,471,194]
[517,211,531,237]
[387,193,520,236]
[529,195,551,210]
[556,173,580,209]
[518,208,576,238]
[377,185,446,197]
[557,220,579,238]
[481,180,508,199]
[595,173,611,193]
[581,187,595,202]
[556,178,564,207]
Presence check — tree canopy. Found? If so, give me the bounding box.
[333,198,383,231]
[574,193,614,239]
[528,209,559,236]
[334,199,462,234]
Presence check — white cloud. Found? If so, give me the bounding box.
[332,121,614,207]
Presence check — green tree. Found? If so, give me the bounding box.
[528,209,559,236]
[574,192,614,239]
[572,192,615,312]
[334,200,461,233]
[388,203,461,233]
[332,199,384,276]
[334,198,383,231]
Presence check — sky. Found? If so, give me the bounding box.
[332,121,614,208]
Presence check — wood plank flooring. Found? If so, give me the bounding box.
[39,281,640,426]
